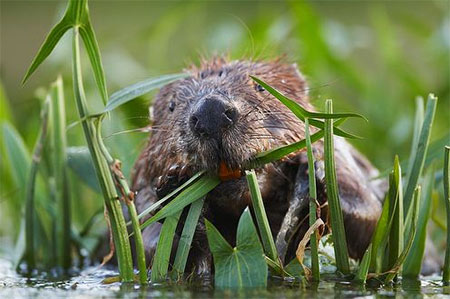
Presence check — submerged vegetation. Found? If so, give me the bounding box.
[0,0,449,295]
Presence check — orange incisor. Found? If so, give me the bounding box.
[218,161,242,181]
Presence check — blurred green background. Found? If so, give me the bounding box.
[1,1,449,255]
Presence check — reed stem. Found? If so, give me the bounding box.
[95,117,147,284]
[443,146,450,284]
[24,99,50,272]
[72,27,134,282]
[323,99,350,275]
[305,118,320,281]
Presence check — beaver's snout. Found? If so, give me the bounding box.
[189,97,238,140]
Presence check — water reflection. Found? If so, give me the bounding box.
[0,258,447,298]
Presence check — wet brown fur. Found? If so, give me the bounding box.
[131,57,386,276]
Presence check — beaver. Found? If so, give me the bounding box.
[131,57,386,276]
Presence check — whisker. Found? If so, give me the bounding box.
[103,127,151,139]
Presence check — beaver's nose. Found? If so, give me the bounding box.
[189,98,238,139]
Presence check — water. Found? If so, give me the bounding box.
[0,258,448,298]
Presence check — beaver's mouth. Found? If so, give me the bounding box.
[218,161,242,181]
[187,140,252,179]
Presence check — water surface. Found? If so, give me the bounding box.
[0,258,448,298]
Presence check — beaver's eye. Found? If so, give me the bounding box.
[168,100,176,112]
[218,70,224,77]
[255,84,265,92]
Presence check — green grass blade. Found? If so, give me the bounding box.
[24,98,50,271]
[403,164,434,278]
[252,130,322,167]
[385,186,421,283]
[443,146,450,284]
[355,245,372,283]
[0,82,12,122]
[72,27,134,282]
[67,0,86,24]
[93,116,148,284]
[369,172,403,273]
[305,118,319,281]
[140,175,220,231]
[406,97,424,182]
[309,118,362,139]
[1,123,35,266]
[323,99,350,275]
[252,119,346,168]
[22,20,71,84]
[404,94,437,222]
[135,171,205,222]
[48,77,71,269]
[386,156,404,279]
[151,210,182,282]
[250,76,364,140]
[67,146,101,192]
[79,22,108,105]
[250,76,367,121]
[171,198,205,279]
[127,199,148,284]
[245,170,279,265]
[369,187,391,273]
[1,123,30,191]
[105,73,189,112]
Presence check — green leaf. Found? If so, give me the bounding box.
[406,97,424,183]
[151,210,182,282]
[384,186,421,283]
[67,0,86,24]
[105,73,189,112]
[323,100,350,275]
[305,118,320,281]
[140,175,220,231]
[48,77,71,269]
[0,82,12,122]
[386,156,404,277]
[265,256,293,278]
[79,22,108,105]
[250,76,365,139]
[283,257,304,278]
[23,97,50,271]
[205,208,268,288]
[67,146,101,193]
[369,187,391,273]
[443,146,450,284]
[171,198,205,279]
[22,19,71,84]
[1,122,30,188]
[354,245,372,283]
[135,171,205,222]
[403,164,434,277]
[404,94,437,222]
[251,119,346,168]
[71,7,134,282]
[245,170,279,265]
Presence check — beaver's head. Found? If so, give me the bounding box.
[149,58,313,175]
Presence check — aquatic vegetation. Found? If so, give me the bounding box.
[1,0,448,295]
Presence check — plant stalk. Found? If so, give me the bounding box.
[49,77,71,269]
[305,118,320,281]
[95,117,148,284]
[72,26,133,282]
[24,99,50,272]
[323,99,350,275]
[444,146,450,284]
